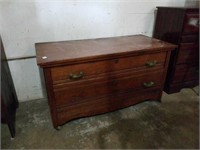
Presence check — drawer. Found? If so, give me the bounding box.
[54,70,164,106]
[176,43,199,64]
[56,87,161,125]
[172,64,199,84]
[184,65,199,82]
[181,34,199,43]
[183,13,199,34]
[51,52,167,84]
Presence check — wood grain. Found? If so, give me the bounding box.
[36,35,176,67]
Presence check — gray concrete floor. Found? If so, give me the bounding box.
[1,87,199,149]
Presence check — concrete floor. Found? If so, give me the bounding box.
[1,87,199,149]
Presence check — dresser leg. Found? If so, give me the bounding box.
[157,93,162,102]
[55,126,61,130]
[157,99,161,102]
[7,121,15,138]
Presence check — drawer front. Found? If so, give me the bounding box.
[177,43,199,64]
[172,64,199,84]
[54,70,164,106]
[181,34,199,43]
[183,13,199,34]
[56,87,161,125]
[51,52,167,84]
[184,65,199,82]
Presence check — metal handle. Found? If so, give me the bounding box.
[145,60,157,67]
[143,81,155,88]
[69,72,84,80]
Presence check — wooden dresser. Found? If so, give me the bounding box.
[35,35,176,128]
[153,7,199,93]
[1,37,19,137]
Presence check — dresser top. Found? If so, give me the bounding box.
[35,35,176,67]
[156,7,199,10]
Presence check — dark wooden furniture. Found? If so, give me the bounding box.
[153,7,199,93]
[35,35,176,128]
[1,37,19,138]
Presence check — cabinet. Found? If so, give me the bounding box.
[1,37,19,137]
[35,35,176,128]
[153,7,199,93]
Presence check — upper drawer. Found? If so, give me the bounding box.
[51,52,167,84]
[183,13,199,34]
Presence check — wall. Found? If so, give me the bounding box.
[0,0,187,102]
[185,0,199,7]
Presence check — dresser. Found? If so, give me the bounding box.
[35,35,176,128]
[153,7,199,93]
[1,37,19,137]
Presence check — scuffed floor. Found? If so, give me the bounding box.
[1,88,199,149]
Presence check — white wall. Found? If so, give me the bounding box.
[0,0,187,102]
[185,0,199,7]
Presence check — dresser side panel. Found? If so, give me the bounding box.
[43,68,59,128]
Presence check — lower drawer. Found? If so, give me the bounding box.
[177,43,199,64]
[165,80,199,94]
[172,64,199,84]
[54,70,164,106]
[56,87,161,125]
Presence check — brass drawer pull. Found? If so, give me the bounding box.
[145,60,157,67]
[143,81,155,88]
[69,72,84,80]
